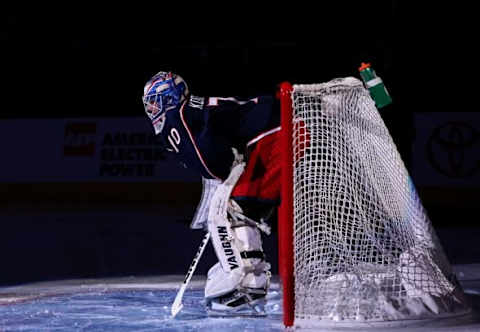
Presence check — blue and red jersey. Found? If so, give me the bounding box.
[157,95,280,181]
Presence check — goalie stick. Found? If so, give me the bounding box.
[171,232,211,318]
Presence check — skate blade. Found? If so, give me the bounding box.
[207,301,267,317]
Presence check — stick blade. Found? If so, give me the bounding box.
[171,300,183,318]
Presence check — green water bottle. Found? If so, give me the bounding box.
[358,62,392,108]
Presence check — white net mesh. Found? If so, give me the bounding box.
[290,77,469,325]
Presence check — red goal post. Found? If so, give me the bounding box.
[278,81,295,327]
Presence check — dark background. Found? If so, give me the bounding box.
[1,3,478,285]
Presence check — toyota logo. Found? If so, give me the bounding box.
[426,121,479,178]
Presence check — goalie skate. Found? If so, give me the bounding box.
[206,287,267,317]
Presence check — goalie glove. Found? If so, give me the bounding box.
[191,177,221,230]
[191,148,244,230]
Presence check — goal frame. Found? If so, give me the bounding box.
[278,81,295,327]
[276,79,470,328]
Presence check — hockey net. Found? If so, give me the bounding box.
[278,77,470,328]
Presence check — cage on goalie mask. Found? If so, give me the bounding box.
[142,72,189,134]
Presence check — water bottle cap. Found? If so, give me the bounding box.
[358,62,371,71]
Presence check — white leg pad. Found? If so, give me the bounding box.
[205,260,270,300]
[204,162,271,301]
[206,220,271,299]
[205,163,246,299]
[205,223,271,299]
[232,225,270,287]
[205,262,244,299]
[206,220,246,299]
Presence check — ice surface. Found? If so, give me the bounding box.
[0,277,284,332]
[0,266,479,331]
[0,289,284,331]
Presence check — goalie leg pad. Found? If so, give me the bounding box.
[205,259,269,317]
[206,212,246,299]
[232,224,271,289]
[205,163,247,299]
[205,223,271,299]
[204,162,271,312]
[205,262,243,300]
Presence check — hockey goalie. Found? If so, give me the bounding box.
[142,72,282,315]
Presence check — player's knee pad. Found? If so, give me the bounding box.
[231,224,271,283]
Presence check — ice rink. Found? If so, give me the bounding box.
[0,265,479,331]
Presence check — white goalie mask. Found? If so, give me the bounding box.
[142,71,189,134]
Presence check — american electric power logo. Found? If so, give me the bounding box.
[99,132,166,177]
[63,122,167,177]
[426,121,480,179]
[63,122,97,157]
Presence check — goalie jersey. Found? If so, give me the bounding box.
[158,95,280,180]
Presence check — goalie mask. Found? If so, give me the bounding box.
[142,72,189,134]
